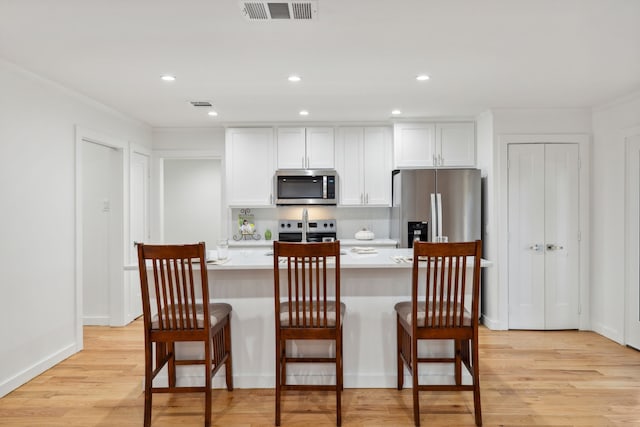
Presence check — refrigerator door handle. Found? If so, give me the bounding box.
[436,193,443,238]
[430,193,438,242]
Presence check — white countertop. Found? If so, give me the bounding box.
[125,247,492,271]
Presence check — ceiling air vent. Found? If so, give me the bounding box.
[239,1,318,21]
[190,101,213,107]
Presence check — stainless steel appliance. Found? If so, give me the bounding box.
[391,169,481,247]
[275,169,337,205]
[278,219,337,242]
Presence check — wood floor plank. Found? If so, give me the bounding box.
[1,320,640,426]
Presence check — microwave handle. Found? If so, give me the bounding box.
[323,176,327,199]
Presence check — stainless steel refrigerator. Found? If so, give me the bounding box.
[391,169,481,247]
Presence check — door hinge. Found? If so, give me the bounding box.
[578,303,582,315]
[578,231,581,242]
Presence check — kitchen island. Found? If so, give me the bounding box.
[130,246,491,389]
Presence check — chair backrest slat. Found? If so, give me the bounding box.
[412,241,482,330]
[137,242,210,333]
[274,241,340,329]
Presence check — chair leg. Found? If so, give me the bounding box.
[224,319,234,391]
[336,327,343,426]
[275,335,281,426]
[455,340,462,385]
[412,334,420,427]
[167,342,176,388]
[144,340,154,427]
[397,318,404,390]
[205,339,212,427]
[471,336,482,426]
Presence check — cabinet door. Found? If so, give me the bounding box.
[226,128,274,206]
[363,127,392,206]
[336,127,364,205]
[393,123,435,168]
[306,127,335,169]
[276,127,306,169]
[436,122,475,167]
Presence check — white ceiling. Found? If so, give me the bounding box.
[1,0,639,128]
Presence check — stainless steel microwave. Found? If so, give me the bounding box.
[275,169,338,205]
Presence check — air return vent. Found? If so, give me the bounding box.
[239,1,318,21]
[190,101,213,107]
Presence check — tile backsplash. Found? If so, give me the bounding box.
[228,206,391,241]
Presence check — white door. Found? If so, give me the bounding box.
[82,141,116,325]
[626,135,640,350]
[128,150,149,321]
[508,143,580,330]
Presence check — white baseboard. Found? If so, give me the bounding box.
[591,321,624,344]
[481,314,505,330]
[0,343,77,398]
[151,366,468,389]
[82,315,110,326]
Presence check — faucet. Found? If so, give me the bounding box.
[301,208,308,243]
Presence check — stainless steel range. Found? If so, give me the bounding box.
[277,219,337,242]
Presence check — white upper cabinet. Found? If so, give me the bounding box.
[225,127,275,206]
[337,127,392,206]
[276,127,335,169]
[435,122,476,167]
[393,123,436,167]
[394,122,475,168]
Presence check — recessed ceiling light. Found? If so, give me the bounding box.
[288,75,301,82]
[299,110,309,116]
[416,74,430,81]
[208,110,218,117]
[391,109,402,115]
[161,75,176,82]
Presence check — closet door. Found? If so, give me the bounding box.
[508,144,546,329]
[508,143,580,329]
[544,144,580,329]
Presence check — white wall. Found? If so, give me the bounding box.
[150,128,225,243]
[475,110,498,327]
[163,158,221,248]
[591,92,640,343]
[0,60,151,397]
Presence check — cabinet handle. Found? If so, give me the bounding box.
[360,193,364,204]
[365,193,369,204]
[529,244,543,252]
[433,153,437,165]
[438,154,443,166]
[306,156,310,168]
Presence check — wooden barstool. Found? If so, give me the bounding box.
[136,242,233,427]
[273,240,344,426]
[395,240,483,426]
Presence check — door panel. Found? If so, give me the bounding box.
[544,144,580,329]
[508,144,545,329]
[129,151,149,320]
[82,141,115,325]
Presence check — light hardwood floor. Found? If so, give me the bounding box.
[1,319,639,426]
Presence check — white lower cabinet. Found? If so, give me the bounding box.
[225,128,275,206]
[337,127,392,206]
